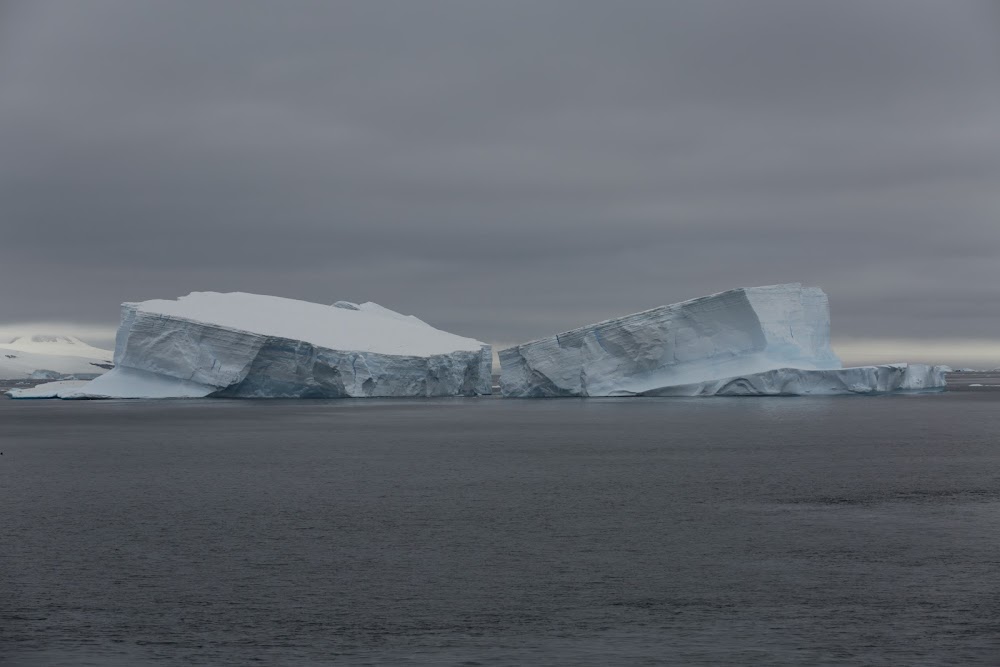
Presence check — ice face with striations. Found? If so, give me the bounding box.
[499,284,947,397]
[26,292,492,399]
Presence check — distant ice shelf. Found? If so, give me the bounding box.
[0,335,113,381]
[499,284,947,397]
[9,292,491,399]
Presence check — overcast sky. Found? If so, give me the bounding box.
[1,1,999,364]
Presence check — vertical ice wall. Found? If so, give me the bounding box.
[66,293,494,398]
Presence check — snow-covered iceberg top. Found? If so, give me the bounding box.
[17,292,492,399]
[499,283,946,397]
[130,292,484,357]
[0,335,113,380]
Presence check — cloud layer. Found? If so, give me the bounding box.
[2,1,999,362]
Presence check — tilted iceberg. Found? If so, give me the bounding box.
[17,292,491,399]
[499,283,947,397]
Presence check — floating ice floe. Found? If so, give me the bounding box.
[6,380,90,399]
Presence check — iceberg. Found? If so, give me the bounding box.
[19,292,492,399]
[0,335,113,380]
[499,284,947,397]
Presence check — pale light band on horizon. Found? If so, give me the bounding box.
[832,339,1000,367]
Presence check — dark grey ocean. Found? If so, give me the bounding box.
[3,376,1000,666]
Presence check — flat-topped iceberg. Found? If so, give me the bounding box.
[499,284,947,397]
[16,292,491,399]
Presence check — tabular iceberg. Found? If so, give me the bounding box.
[17,292,491,399]
[499,284,947,397]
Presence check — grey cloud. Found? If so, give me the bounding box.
[1,0,999,358]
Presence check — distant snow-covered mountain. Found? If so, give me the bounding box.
[0,335,113,380]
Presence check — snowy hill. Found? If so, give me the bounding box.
[0,335,113,380]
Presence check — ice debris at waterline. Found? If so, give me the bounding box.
[9,293,491,399]
[635,363,945,397]
[0,335,113,381]
[498,283,947,397]
[6,380,90,399]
